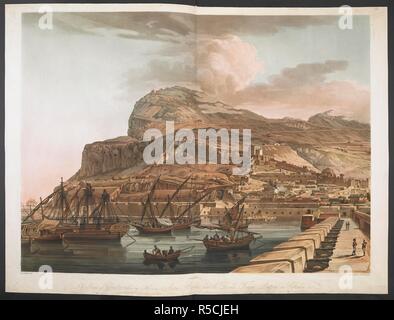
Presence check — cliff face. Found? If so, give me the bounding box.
[127,86,263,138]
[78,136,145,178]
[76,86,370,180]
[260,145,318,171]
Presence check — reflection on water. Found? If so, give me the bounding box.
[22,221,300,274]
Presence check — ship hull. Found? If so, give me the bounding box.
[23,234,63,243]
[61,223,129,242]
[203,235,254,252]
[21,222,121,243]
[62,230,123,241]
[171,222,193,231]
[219,223,249,232]
[143,251,181,262]
[133,224,173,235]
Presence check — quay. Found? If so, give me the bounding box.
[232,217,348,273]
[323,218,370,272]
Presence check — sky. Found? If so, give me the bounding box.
[21,11,370,201]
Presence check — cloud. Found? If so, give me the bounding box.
[226,60,370,122]
[269,60,348,87]
[23,12,336,42]
[23,12,195,43]
[30,12,367,122]
[196,15,337,37]
[139,58,195,83]
[127,35,263,97]
[196,35,263,96]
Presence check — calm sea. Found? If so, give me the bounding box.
[21,221,301,274]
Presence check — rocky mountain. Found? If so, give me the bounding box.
[74,86,370,181]
[127,86,263,138]
[308,110,369,130]
[76,136,144,178]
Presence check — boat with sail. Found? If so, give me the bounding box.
[62,186,130,242]
[21,178,81,242]
[131,175,211,234]
[131,176,174,234]
[202,201,256,252]
[22,178,130,242]
[218,196,249,231]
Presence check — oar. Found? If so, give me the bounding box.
[180,246,195,252]
[193,224,210,230]
[30,242,41,255]
[253,242,265,250]
[195,224,223,231]
[63,238,70,250]
[246,230,262,236]
[125,231,136,248]
[254,237,264,243]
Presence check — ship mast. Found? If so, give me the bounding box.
[60,177,65,222]
[82,182,94,225]
[231,204,245,241]
[226,196,247,223]
[159,175,191,218]
[140,176,160,224]
[173,189,211,222]
[22,190,58,223]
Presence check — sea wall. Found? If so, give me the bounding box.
[232,217,339,273]
[352,210,371,236]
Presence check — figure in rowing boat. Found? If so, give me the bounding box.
[152,245,161,255]
[204,233,232,243]
[149,245,175,256]
[143,245,193,263]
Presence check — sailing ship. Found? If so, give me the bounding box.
[131,176,210,235]
[202,202,256,252]
[131,176,173,234]
[62,199,129,242]
[62,184,130,241]
[22,178,79,242]
[168,176,195,230]
[21,178,130,242]
[218,196,249,231]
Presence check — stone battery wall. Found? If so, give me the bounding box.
[232,217,339,273]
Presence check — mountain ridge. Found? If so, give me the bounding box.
[74,86,370,180]
[128,86,369,137]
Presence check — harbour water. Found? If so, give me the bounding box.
[21,221,300,274]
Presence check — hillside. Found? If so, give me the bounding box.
[72,86,370,181]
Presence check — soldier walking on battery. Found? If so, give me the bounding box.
[362,240,368,257]
[352,238,357,256]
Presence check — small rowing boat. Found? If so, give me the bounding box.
[143,250,181,262]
